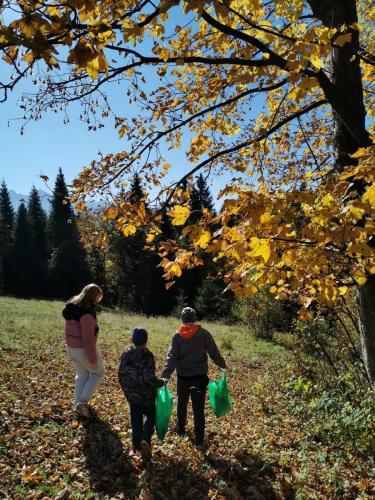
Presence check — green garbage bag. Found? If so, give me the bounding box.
[155,385,173,440]
[208,373,232,417]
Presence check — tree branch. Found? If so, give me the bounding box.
[201,10,288,70]
[101,78,288,187]
[107,45,272,67]
[159,99,327,205]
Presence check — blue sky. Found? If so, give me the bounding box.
[0,6,196,196]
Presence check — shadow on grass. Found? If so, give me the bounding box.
[144,452,212,499]
[81,411,138,496]
[81,412,212,498]
[207,449,288,499]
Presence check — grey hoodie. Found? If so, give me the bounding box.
[161,326,226,379]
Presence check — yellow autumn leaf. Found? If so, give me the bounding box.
[334,33,352,47]
[164,261,182,277]
[158,48,170,61]
[260,211,272,224]
[249,237,271,263]
[122,224,137,236]
[282,251,294,267]
[103,206,118,219]
[168,205,190,226]
[309,53,324,70]
[146,232,156,243]
[3,47,18,64]
[22,52,34,64]
[196,229,211,249]
[362,183,375,208]
[86,55,100,79]
[75,201,86,212]
[350,147,369,159]
[267,434,277,445]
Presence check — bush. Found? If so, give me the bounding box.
[290,310,369,388]
[283,373,375,453]
[232,290,297,339]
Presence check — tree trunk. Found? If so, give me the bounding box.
[308,0,374,388]
[357,277,375,391]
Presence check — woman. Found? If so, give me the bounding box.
[161,307,226,448]
[63,283,104,417]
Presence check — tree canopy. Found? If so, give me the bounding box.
[1,1,374,315]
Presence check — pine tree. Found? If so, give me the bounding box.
[190,173,215,223]
[28,186,48,295]
[109,176,177,315]
[110,176,150,312]
[0,180,15,293]
[48,169,91,298]
[176,174,216,305]
[172,288,189,318]
[10,202,35,296]
[194,279,234,321]
[48,168,79,248]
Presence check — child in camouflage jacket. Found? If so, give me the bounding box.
[118,327,164,460]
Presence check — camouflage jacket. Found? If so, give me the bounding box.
[118,347,164,404]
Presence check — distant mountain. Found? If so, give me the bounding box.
[9,189,102,213]
[9,189,51,213]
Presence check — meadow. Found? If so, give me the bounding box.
[0,297,373,499]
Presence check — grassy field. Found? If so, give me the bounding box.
[0,297,373,499]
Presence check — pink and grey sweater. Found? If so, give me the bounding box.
[64,303,99,364]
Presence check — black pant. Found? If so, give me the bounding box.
[129,400,156,449]
[176,375,208,445]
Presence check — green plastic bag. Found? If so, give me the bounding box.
[208,373,232,417]
[155,385,174,440]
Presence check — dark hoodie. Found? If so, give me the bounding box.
[118,347,164,404]
[161,325,226,379]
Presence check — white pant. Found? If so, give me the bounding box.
[67,346,105,408]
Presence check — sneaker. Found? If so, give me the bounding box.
[140,440,152,461]
[175,425,186,437]
[195,442,205,452]
[75,403,90,418]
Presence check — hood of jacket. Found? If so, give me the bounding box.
[178,324,201,340]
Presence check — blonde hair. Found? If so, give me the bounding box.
[69,283,103,308]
